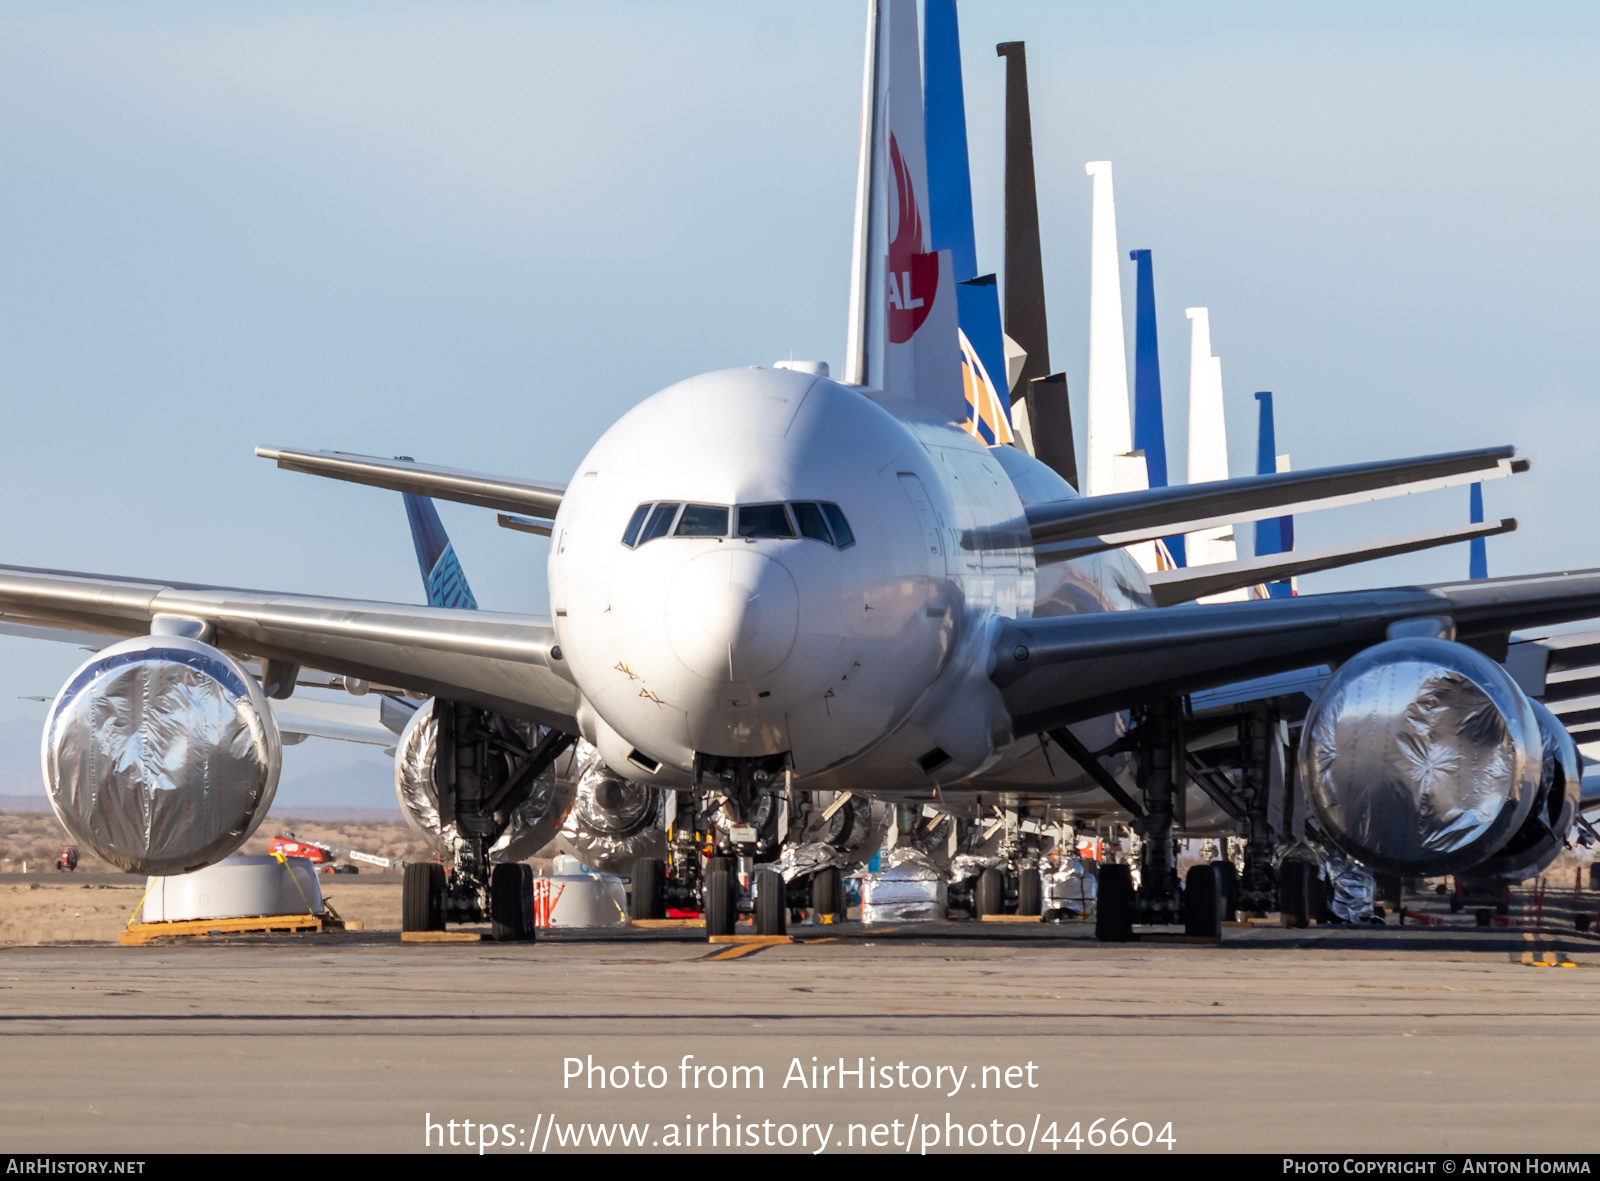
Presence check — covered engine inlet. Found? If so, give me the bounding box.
[557,741,665,873]
[394,700,574,862]
[1300,637,1541,877]
[1464,699,1580,881]
[42,635,282,875]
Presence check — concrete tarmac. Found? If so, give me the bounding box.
[3,921,1598,1155]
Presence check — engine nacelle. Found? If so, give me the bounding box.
[1300,637,1541,877]
[1464,699,1580,881]
[393,700,573,863]
[557,741,666,873]
[42,635,281,875]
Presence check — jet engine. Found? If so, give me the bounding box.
[557,741,666,873]
[394,700,573,863]
[42,635,281,875]
[1300,637,1541,877]
[1462,699,1580,881]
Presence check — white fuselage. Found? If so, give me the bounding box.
[548,367,1214,822]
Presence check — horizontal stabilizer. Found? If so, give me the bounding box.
[993,569,1600,735]
[1145,518,1517,607]
[257,447,564,519]
[1018,445,1520,555]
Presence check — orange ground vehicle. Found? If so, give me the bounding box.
[55,845,78,872]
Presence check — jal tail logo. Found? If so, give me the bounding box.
[886,132,938,344]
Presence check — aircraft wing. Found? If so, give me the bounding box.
[1144,517,1517,606]
[0,565,579,730]
[256,447,566,518]
[993,570,1600,736]
[1018,445,1520,557]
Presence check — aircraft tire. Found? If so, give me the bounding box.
[491,862,535,942]
[403,862,445,932]
[705,869,736,937]
[1016,868,1041,916]
[1280,860,1311,929]
[1212,859,1239,923]
[976,867,1005,916]
[1183,864,1222,938]
[811,866,842,920]
[631,857,666,921]
[1095,864,1135,943]
[754,868,787,936]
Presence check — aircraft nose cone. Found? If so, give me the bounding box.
[666,550,798,683]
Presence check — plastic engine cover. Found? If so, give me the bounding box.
[43,635,281,875]
[1300,637,1541,877]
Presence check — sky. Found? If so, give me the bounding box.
[0,2,1596,802]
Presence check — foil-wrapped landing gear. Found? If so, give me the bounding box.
[400,698,575,940]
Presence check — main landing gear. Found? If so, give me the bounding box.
[400,700,574,941]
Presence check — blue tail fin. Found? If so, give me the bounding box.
[1131,248,1183,566]
[1469,483,1488,579]
[397,458,478,610]
[1253,392,1294,598]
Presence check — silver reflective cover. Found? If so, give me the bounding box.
[1466,699,1580,881]
[1300,637,1540,876]
[1321,846,1376,924]
[393,700,573,863]
[43,636,281,875]
[557,740,665,873]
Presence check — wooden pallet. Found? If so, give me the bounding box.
[401,930,487,943]
[119,913,323,945]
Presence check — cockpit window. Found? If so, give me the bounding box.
[623,499,853,549]
[737,503,795,539]
[675,504,729,537]
[621,503,651,547]
[821,503,855,549]
[638,502,680,545]
[791,502,833,545]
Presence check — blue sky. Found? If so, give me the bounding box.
[0,2,1596,799]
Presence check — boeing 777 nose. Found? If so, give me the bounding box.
[666,550,799,683]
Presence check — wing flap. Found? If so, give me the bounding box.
[257,447,566,519]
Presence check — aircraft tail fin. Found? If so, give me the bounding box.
[1253,391,1294,597]
[1470,482,1488,579]
[397,457,478,611]
[844,0,962,422]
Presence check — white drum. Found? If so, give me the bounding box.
[142,854,324,923]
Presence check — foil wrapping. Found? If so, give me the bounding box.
[860,848,946,922]
[1321,846,1376,923]
[1041,858,1097,916]
[393,700,573,864]
[949,853,1004,884]
[43,636,281,876]
[792,794,892,874]
[1466,699,1581,881]
[1300,637,1540,877]
[774,841,842,883]
[557,740,665,873]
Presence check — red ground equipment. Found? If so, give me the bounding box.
[55,845,78,872]
[270,835,334,864]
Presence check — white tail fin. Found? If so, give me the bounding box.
[1185,308,1242,589]
[1084,162,1140,497]
[843,0,962,421]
